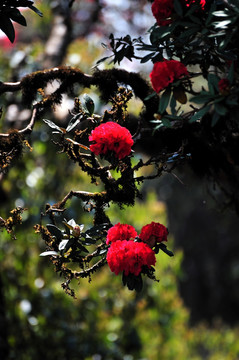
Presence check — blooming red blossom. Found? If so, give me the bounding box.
[139,222,168,247]
[150,60,188,93]
[106,223,137,245]
[218,78,230,95]
[107,240,156,276]
[89,122,134,160]
[151,0,205,27]
[151,0,174,26]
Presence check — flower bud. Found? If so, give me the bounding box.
[72,225,81,238]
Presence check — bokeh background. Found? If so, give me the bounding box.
[1,1,239,359]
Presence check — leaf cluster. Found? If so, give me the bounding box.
[0,0,43,43]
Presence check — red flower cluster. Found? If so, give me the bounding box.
[107,240,156,276]
[150,60,188,93]
[151,0,174,27]
[151,0,205,27]
[89,122,134,160]
[218,78,230,95]
[106,221,168,276]
[139,221,168,248]
[106,223,137,245]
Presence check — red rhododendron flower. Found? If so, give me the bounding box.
[89,122,134,160]
[151,0,205,28]
[218,78,230,94]
[151,0,174,26]
[139,222,168,247]
[150,60,188,93]
[107,240,156,276]
[106,223,137,245]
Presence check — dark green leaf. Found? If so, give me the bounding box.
[59,240,69,251]
[40,251,59,257]
[66,113,83,132]
[158,243,174,257]
[170,95,177,115]
[211,112,220,127]
[43,119,64,133]
[189,105,211,123]
[179,26,200,39]
[185,3,198,16]
[83,94,94,115]
[228,62,234,84]
[226,97,238,106]
[164,114,183,121]
[159,88,171,114]
[0,16,15,43]
[214,103,227,116]
[85,224,109,236]
[60,238,75,253]
[205,3,217,26]
[161,117,172,127]
[77,244,89,253]
[144,92,157,101]
[188,15,202,25]
[46,224,63,241]
[9,9,27,26]
[140,53,155,63]
[201,28,209,35]
[28,4,43,17]
[174,0,183,17]
[214,20,231,28]
[150,27,171,44]
[208,73,219,95]
[122,272,142,291]
[82,238,96,245]
[191,94,213,104]
[219,32,233,50]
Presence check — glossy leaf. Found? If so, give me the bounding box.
[46,224,63,241]
[40,251,59,257]
[59,240,69,251]
[0,16,15,43]
[159,88,171,114]
[43,119,65,133]
[83,94,95,115]
[66,114,83,132]
[9,9,27,26]
[28,4,43,17]
[161,117,172,128]
[158,243,174,257]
